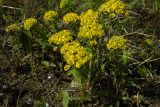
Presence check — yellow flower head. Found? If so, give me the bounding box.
[64,64,71,71]
[60,41,92,70]
[78,9,104,39]
[48,30,73,45]
[5,23,20,32]
[98,0,128,18]
[78,23,104,39]
[23,18,37,30]
[63,12,79,24]
[80,9,99,26]
[60,0,69,9]
[44,10,58,21]
[106,36,127,49]
[89,39,98,46]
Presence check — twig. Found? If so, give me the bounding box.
[123,28,128,34]
[128,10,142,17]
[133,57,152,68]
[124,32,152,37]
[128,69,133,75]
[2,5,22,10]
[130,57,160,72]
[16,88,22,107]
[132,57,160,65]
[21,54,31,62]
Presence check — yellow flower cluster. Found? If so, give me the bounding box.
[98,0,128,18]
[5,23,20,32]
[48,30,73,45]
[106,36,127,49]
[63,12,79,24]
[43,11,58,21]
[89,39,98,46]
[80,9,99,26]
[60,41,92,70]
[78,9,104,39]
[23,18,37,30]
[78,23,104,39]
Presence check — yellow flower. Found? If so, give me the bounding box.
[60,41,92,69]
[43,10,58,21]
[80,9,99,26]
[76,60,83,68]
[78,9,104,39]
[64,64,71,71]
[5,23,20,32]
[89,39,98,45]
[109,13,116,18]
[78,23,104,39]
[53,46,58,51]
[48,30,73,45]
[106,36,127,49]
[23,18,37,30]
[98,0,128,18]
[63,12,79,24]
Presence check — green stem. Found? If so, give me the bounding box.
[87,59,92,87]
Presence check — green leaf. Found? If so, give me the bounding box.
[41,61,49,68]
[50,63,56,67]
[62,90,69,107]
[41,60,56,68]
[41,97,46,107]
[67,69,82,89]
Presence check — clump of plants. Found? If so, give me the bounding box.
[3,0,160,106]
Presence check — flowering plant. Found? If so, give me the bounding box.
[5,0,159,106]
